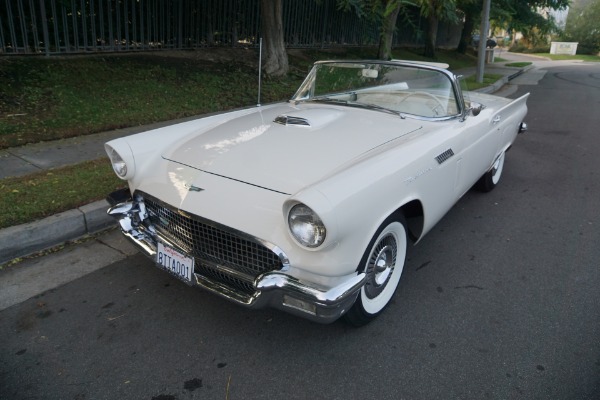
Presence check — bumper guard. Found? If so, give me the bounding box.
[106,189,364,323]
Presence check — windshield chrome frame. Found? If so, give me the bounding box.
[291,60,468,122]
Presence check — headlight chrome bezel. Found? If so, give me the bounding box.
[288,203,327,248]
[105,143,135,180]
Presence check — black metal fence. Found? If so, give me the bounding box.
[0,0,461,55]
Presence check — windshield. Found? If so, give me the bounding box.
[292,61,461,119]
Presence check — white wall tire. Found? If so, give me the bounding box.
[475,151,505,192]
[344,215,408,326]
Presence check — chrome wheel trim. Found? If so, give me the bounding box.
[364,236,397,299]
[361,222,407,315]
[491,152,505,185]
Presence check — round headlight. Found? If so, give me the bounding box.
[288,204,326,248]
[105,144,131,179]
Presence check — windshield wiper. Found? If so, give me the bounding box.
[305,97,401,117]
[353,102,402,117]
[306,96,348,105]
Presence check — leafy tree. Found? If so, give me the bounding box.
[456,0,481,54]
[455,0,570,53]
[418,0,458,58]
[337,0,416,60]
[379,1,410,60]
[260,0,288,76]
[498,0,566,47]
[562,0,600,54]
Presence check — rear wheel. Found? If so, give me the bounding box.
[475,151,505,192]
[344,215,408,326]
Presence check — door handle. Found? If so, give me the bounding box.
[492,115,501,124]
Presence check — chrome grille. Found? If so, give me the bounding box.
[142,194,284,295]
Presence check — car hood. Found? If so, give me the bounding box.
[162,103,422,194]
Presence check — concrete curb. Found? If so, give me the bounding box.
[474,65,534,94]
[0,199,113,265]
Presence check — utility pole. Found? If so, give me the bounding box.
[476,0,492,83]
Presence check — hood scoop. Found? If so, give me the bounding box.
[273,108,344,129]
[274,115,310,127]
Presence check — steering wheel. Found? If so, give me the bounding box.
[400,91,446,116]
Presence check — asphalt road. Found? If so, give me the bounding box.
[1,61,599,400]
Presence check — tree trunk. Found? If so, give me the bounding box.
[457,10,475,54]
[378,4,402,60]
[260,0,288,77]
[423,13,438,58]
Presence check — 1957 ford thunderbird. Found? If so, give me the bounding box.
[105,60,528,325]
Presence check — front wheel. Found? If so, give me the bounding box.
[475,151,505,192]
[344,215,408,326]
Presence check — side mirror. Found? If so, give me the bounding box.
[470,102,483,117]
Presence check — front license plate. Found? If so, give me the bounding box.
[156,242,194,284]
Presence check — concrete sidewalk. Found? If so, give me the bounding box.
[0,53,539,265]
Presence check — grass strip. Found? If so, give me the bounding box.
[533,53,600,62]
[464,73,504,90]
[505,62,532,68]
[0,159,124,229]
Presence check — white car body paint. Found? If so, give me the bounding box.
[105,60,529,322]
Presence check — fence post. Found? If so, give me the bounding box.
[39,0,51,55]
[178,0,183,49]
[321,0,329,49]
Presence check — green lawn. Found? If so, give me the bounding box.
[0,159,125,229]
[504,62,532,68]
[464,73,504,90]
[0,55,302,149]
[533,53,600,62]
[1,47,482,230]
[0,48,480,150]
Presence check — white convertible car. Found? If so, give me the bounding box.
[105,60,528,325]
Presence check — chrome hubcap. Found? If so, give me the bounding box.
[492,152,505,184]
[364,234,397,299]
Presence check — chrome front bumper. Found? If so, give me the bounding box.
[107,192,364,324]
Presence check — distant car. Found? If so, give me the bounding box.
[105,60,529,326]
[473,34,497,48]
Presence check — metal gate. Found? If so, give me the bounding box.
[0,0,458,55]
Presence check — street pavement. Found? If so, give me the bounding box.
[0,51,546,265]
[1,54,599,399]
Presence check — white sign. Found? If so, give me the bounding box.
[550,42,578,56]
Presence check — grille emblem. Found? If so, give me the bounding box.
[159,216,170,226]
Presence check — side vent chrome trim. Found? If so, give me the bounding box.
[435,149,454,164]
[274,115,311,127]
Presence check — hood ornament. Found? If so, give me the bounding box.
[184,183,204,192]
